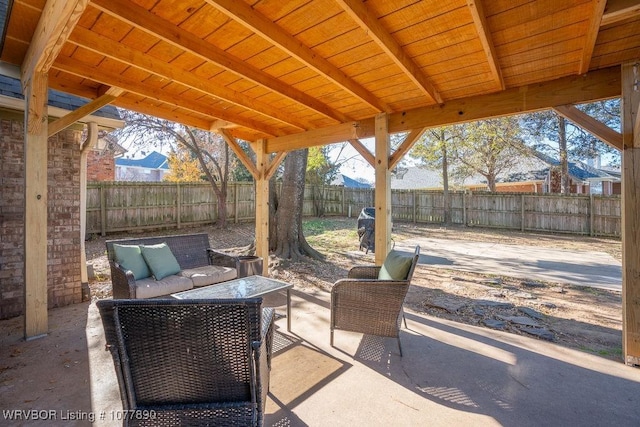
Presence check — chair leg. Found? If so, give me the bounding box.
[330,329,334,347]
[397,336,403,357]
[402,309,407,329]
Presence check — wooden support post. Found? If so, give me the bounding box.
[374,113,391,265]
[24,71,49,339]
[255,139,270,276]
[622,61,640,366]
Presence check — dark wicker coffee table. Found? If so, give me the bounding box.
[172,275,294,331]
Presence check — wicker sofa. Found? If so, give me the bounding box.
[106,233,239,299]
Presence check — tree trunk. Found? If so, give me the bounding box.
[217,188,227,228]
[558,115,570,194]
[271,149,322,261]
[487,174,497,192]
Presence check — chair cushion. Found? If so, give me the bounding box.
[140,243,182,280]
[112,244,151,280]
[134,275,193,299]
[378,250,413,280]
[180,265,237,287]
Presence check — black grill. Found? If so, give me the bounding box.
[357,207,375,253]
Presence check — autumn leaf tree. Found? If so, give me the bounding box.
[163,146,203,182]
[113,110,237,228]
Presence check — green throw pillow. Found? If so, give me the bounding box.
[112,244,151,280]
[378,250,413,280]
[140,243,181,280]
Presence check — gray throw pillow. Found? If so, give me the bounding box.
[140,243,181,280]
[112,244,151,280]
[378,250,413,280]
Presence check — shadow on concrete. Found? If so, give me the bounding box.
[350,310,638,426]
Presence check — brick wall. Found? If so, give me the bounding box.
[87,149,115,181]
[0,118,83,319]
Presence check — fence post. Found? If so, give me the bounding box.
[589,193,594,236]
[100,183,106,236]
[176,183,181,229]
[234,182,239,224]
[413,190,417,223]
[462,190,467,226]
[521,194,525,232]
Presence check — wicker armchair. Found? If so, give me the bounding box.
[330,246,420,356]
[97,298,275,426]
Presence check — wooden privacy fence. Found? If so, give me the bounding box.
[86,182,621,237]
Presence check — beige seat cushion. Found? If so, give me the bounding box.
[134,275,193,299]
[180,266,237,287]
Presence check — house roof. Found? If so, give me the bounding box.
[0,75,120,121]
[393,154,621,190]
[0,1,634,150]
[332,174,371,188]
[116,151,169,170]
[530,151,619,182]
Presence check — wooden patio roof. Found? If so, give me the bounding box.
[4,1,640,365]
[3,0,639,148]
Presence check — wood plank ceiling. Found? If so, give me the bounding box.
[2,0,640,148]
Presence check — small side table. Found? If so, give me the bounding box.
[237,255,263,277]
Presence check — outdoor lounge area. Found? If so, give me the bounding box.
[1,281,639,426]
[2,1,640,425]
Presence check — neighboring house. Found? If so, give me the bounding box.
[116,151,170,182]
[331,173,372,188]
[392,152,620,195]
[87,134,126,181]
[507,152,621,195]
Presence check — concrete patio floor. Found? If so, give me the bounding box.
[1,285,639,426]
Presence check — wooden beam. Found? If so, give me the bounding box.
[53,56,283,137]
[266,66,622,153]
[24,71,49,339]
[68,27,310,131]
[217,129,260,179]
[389,128,427,170]
[267,121,369,153]
[211,120,238,130]
[336,0,442,104]
[601,0,640,26]
[91,0,348,124]
[348,139,375,167]
[466,0,505,90]
[266,152,287,181]
[21,0,89,86]
[254,139,270,276]
[553,104,623,150]
[205,0,389,113]
[621,61,640,366]
[374,113,392,265]
[48,87,124,137]
[579,0,607,74]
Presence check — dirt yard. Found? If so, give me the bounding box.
[85,218,623,362]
